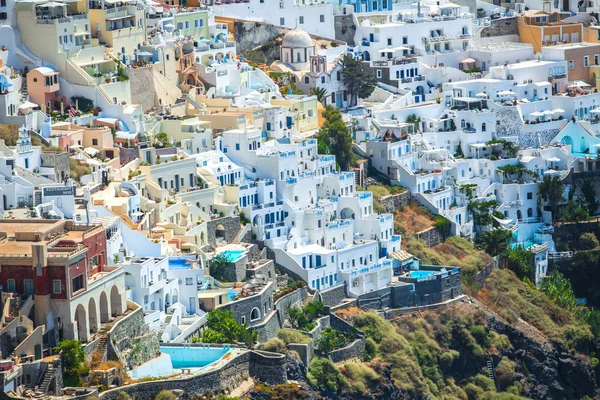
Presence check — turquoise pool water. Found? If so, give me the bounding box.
[220,249,246,262]
[573,152,598,159]
[511,240,535,249]
[409,271,435,280]
[160,346,230,369]
[168,257,193,270]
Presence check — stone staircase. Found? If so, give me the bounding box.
[485,353,498,390]
[19,78,29,104]
[96,335,108,360]
[157,314,173,342]
[38,364,55,394]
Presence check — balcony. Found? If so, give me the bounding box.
[548,74,566,81]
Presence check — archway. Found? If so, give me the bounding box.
[88,297,99,334]
[517,209,523,220]
[340,207,354,219]
[250,307,261,322]
[110,285,122,317]
[216,224,225,239]
[172,289,179,304]
[362,51,370,61]
[99,291,110,323]
[561,135,573,148]
[527,208,533,218]
[74,304,88,342]
[165,293,171,308]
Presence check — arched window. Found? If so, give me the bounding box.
[481,123,486,132]
[461,119,466,128]
[250,307,261,321]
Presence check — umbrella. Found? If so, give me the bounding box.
[18,101,38,109]
[497,90,517,96]
[552,108,565,113]
[137,51,153,57]
[182,242,196,247]
[152,226,165,232]
[591,107,600,114]
[530,111,544,117]
[475,92,487,97]
[542,110,554,115]
[570,80,591,88]
[131,211,144,217]
[164,23,175,29]
[199,37,211,42]
[547,156,561,162]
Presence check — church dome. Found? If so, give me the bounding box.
[282,28,314,48]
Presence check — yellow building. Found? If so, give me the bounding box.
[517,10,584,53]
[271,96,320,134]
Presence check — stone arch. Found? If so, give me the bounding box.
[88,297,99,334]
[74,303,88,342]
[216,224,226,239]
[110,285,123,317]
[340,207,354,219]
[99,291,110,323]
[250,307,261,322]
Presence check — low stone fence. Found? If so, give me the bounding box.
[378,190,411,213]
[331,338,365,363]
[98,350,286,400]
[415,226,446,248]
[317,283,347,307]
[385,295,466,319]
[469,257,499,291]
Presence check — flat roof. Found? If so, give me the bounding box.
[0,220,64,238]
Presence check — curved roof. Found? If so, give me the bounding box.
[282,28,313,48]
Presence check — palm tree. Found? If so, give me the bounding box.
[310,86,328,105]
[475,228,513,257]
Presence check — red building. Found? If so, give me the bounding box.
[0,220,125,343]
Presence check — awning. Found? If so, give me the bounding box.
[18,101,38,109]
[389,250,414,262]
[461,57,476,63]
[591,107,600,114]
[84,147,100,156]
[570,80,591,88]
[530,111,544,117]
[547,156,561,162]
[497,90,517,96]
[552,108,565,113]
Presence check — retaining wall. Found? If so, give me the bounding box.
[330,338,365,363]
[318,284,347,307]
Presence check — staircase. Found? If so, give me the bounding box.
[34,191,42,207]
[121,186,136,196]
[95,335,108,361]
[19,78,29,104]
[485,353,498,390]
[37,364,55,396]
[157,314,173,341]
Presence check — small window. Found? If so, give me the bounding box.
[584,55,590,67]
[7,279,15,292]
[377,70,382,78]
[320,14,324,23]
[299,16,304,24]
[387,38,392,46]
[569,60,574,69]
[33,78,38,83]
[527,192,533,199]
[280,17,285,25]
[53,280,61,294]
[241,316,246,325]
[186,277,193,285]
[304,76,309,83]
[92,138,98,145]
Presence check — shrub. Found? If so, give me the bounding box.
[343,362,380,393]
[154,391,177,400]
[364,337,376,360]
[55,340,86,376]
[260,338,286,353]
[116,393,132,400]
[307,357,348,393]
[277,329,311,344]
[579,232,599,250]
[495,358,516,390]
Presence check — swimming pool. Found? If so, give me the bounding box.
[160,345,231,369]
[511,240,535,249]
[168,257,193,270]
[220,249,246,262]
[409,271,436,280]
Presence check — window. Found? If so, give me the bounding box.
[72,274,84,293]
[595,54,599,65]
[144,295,148,304]
[299,16,304,24]
[402,36,408,44]
[584,55,590,67]
[321,76,325,83]
[194,19,199,27]
[569,60,574,69]
[241,316,246,325]
[387,38,392,46]
[377,70,382,78]
[320,14,324,23]
[280,17,285,24]
[304,76,309,83]
[481,123,486,132]
[236,143,240,150]
[250,307,261,321]
[572,32,579,42]
[200,19,204,27]
[279,0,283,8]
[185,20,190,29]
[527,192,533,199]
[177,22,183,29]
[186,277,194,285]
[337,71,341,80]
[92,138,98,145]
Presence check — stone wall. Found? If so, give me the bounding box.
[379,191,412,213]
[253,310,282,343]
[274,286,308,323]
[306,316,330,341]
[106,305,160,370]
[400,268,462,306]
[390,283,415,308]
[219,282,274,327]
[206,216,241,246]
[40,152,70,182]
[415,226,445,248]
[246,260,276,284]
[470,258,499,291]
[287,342,313,366]
[317,284,347,307]
[330,338,365,363]
[217,253,247,283]
[356,287,392,310]
[128,67,156,113]
[334,15,356,46]
[234,20,286,54]
[99,350,286,400]
[554,220,600,242]
[481,17,517,37]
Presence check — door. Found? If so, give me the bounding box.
[24,279,34,297]
[189,297,196,314]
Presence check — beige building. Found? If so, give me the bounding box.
[27,67,62,113]
[542,42,600,86]
[517,10,584,53]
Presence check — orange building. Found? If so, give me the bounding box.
[26,67,62,113]
[518,10,584,53]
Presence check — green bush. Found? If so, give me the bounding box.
[200,309,257,346]
[55,340,85,376]
[307,357,348,393]
[116,393,132,400]
[495,358,516,390]
[277,329,312,344]
[364,337,376,360]
[579,232,599,250]
[343,362,380,393]
[154,391,177,400]
[260,338,287,353]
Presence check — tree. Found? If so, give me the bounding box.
[579,232,599,250]
[317,105,353,170]
[154,132,171,149]
[209,253,230,282]
[55,339,86,376]
[539,175,563,222]
[467,200,498,231]
[504,247,534,280]
[307,357,348,393]
[541,271,577,311]
[475,229,512,257]
[201,309,257,346]
[578,179,599,216]
[559,200,589,223]
[309,86,328,105]
[341,56,377,106]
